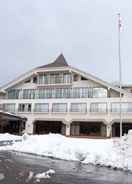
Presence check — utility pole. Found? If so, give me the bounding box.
[118,13,122,137]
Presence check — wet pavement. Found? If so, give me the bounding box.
[0,151,132,184]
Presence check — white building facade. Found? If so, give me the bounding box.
[1,54,132,137]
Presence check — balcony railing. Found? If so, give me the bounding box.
[1,102,132,114]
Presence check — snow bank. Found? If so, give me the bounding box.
[25,169,55,182]
[0,133,21,150]
[35,169,55,180]
[0,133,21,142]
[1,132,132,171]
[10,132,132,171]
[0,173,4,181]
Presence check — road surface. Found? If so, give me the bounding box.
[0,151,131,184]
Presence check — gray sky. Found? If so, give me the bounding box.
[0,0,132,86]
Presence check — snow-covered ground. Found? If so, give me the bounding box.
[0,132,132,172]
[0,133,21,142]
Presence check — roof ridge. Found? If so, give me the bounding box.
[38,54,68,69]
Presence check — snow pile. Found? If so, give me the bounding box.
[1,132,132,171]
[0,133,21,142]
[0,173,5,181]
[25,169,55,182]
[35,169,55,181]
[26,171,34,182]
[0,133,21,150]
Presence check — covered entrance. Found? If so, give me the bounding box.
[0,111,26,135]
[70,121,106,137]
[112,122,132,137]
[34,120,66,135]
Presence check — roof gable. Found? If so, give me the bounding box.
[38,54,68,69]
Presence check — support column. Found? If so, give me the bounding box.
[106,124,112,137]
[66,124,71,136]
[25,117,34,134]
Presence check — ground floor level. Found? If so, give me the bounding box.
[1,113,132,137]
[26,118,132,137]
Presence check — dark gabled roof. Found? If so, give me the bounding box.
[38,54,69,69]
[0,111,27,121]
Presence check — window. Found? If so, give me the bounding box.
[34,103,49,112]
[52,103,67,112]
[93,88,107,98]
[38,73,71,85]
[33,76,37,83]
[111,103,132,113]
[63,73,71,84]
[90,103,107,113]
[18,104,32,112]
[81,88,89,98]
[71,103,87,113]
[4,103,16,113]
[0,104,3,110]
[7,89,20,99]
[62,88,71,98]
[23,89,35,99]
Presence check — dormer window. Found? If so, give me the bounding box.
[33,76,37,83]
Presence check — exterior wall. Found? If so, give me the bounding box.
[1,97,132,136]
[13,82,37,89]
[72,80,101,88]
[109,89,120,97]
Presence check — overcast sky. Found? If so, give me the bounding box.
[0,0,132,86]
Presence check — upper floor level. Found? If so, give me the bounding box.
[0,54,130,100]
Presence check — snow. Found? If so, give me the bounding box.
[26,171,34,182]
[25,169,55,182]
[0,173,5,181]
[1,132,132,171]
[0,133,21,142]
[35,169,55,182]
[36,170,55,179]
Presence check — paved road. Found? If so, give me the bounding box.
[0,151,132,184]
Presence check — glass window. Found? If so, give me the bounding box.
[52,103,67,112]
[93,88,107,98]
[81,88,89,98]
[33,76,37,83]
[111,103,132,112]
[7,89,20,99]
[4,103,16,113]
[18,104,32,112]
[23,89,35,99]
[72,88,80,98]
[38,75,43,84]
[64,74,71,84]
[71,103,87,113]
[90,103,107,112]
[0,104,4,110]
[34,103,49,112]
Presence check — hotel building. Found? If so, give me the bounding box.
[0,54,132,137]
